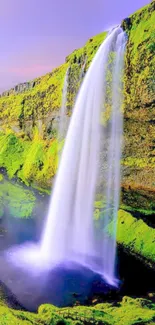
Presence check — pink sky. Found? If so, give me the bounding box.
[0,0,150,92]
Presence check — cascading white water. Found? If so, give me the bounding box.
[5,27,127,287]
[79,57,87,79]
[40,26,126,281]
[96,30,127,284]
[58,68,69,142]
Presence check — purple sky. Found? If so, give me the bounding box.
[0,0,150,92]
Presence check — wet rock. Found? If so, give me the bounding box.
[121,17,131,31]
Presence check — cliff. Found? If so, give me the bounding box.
[0,1,154,212]
[122,0,155,212]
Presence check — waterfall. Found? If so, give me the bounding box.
[5,27,127,287]
[79,57,87,79]
[58,67,69,142]
[96,30,127,284]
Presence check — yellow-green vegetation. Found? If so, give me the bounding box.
[120,203,155,216]
[66,31,107,111]
[0,63,68,123]
[0,174,3,182]
[0,295,155,325]
[122,157,155,169]
[94,201,155,265]
[0,32,107,188]
[124,1,155,110]
[0,131,58,188]
[0,179,36,218]
[0,31,107,128]
[0,2,154,197]
[108,210,155,265]
[122,1,155,198]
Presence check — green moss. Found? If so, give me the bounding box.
[0,32,106,189]
[0,32,107,128]
[0,63,68,123]
[120,204,155,216]
[108,210,155,264]
[0,174,3,182]
[122,157,155,169]
[37,297,155,325]
[0,2,154,200]
[124,1,155,112]
[0,132,58,189]
[120,1,155,209]
[0,133,26,179]
[0,293,155,325]
[0,179,36,218]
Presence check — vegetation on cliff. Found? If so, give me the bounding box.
[0,31,107,132]
[109,210,155,267]
[0,131,58,188]
[93,201,155,266]
[0,32,107,188]
[0,2,154,200]
[122,0,155,198]
[0,4,154,324]
[0,177,36,218]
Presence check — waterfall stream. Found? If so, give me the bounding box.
[58,67,69,142]
[5,27,127,287]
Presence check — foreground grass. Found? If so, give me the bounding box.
[0,295,155,325]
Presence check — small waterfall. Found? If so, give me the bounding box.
[5,27,127,287]
[79,57,87,79]
[58,67,69,142]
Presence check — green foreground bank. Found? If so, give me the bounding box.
[0,290,155,325]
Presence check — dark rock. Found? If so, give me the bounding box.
[121,17,131,31]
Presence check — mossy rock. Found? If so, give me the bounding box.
[108,210,155,267]
[0,132,58,189]
[0,174,3,182]
[0,178,36,218]
[0,290,155,324]
[38,296,155,325]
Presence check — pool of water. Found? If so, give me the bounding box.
[0,175,155,311]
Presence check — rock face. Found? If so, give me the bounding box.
[0,81,36,98]
[122,0,155,211]
[0,2,154,211]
